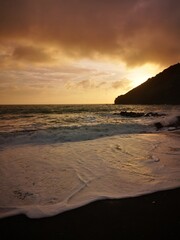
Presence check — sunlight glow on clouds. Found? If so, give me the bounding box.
[0,0,179,104]
[0,59,160,104]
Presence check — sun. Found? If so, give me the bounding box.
[127,64,161,88]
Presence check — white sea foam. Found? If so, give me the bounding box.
[0,123,152,146]
[0,132,180,219]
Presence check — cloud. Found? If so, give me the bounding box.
[76,80,93,89]
[66,78,132,92]
[12,45,53,63]
[66,79,95,90]
[0,0,179,66]
[111,79,132,91]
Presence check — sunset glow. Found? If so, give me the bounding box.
[0,0,179,104]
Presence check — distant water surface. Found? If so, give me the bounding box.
[0,104,179,145]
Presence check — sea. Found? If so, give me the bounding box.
[0,104,180,218]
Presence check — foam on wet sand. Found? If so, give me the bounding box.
[0,131,180,219]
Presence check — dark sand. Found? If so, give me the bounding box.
[1,188,180,240]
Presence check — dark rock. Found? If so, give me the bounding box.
[144,112,166,117]
[114,111,166,118]
[118,111,144,117]
[167,116,180,128]
[115,63,180,105]
[154,116,180,130]
[154,122,164,130]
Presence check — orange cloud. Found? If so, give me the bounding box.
[0,0,179,67]
[111,79,132,91]
[12,45,53,63]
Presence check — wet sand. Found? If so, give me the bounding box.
[1,187,180,240]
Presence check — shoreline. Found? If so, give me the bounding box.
[1,187,180,240]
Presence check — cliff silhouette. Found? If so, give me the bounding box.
[115,63,180,104]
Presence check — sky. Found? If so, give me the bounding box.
[0,0,179,104]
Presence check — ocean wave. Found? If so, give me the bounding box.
[0,123,152,146]
[0,104,179,146]
[154,115,180,130]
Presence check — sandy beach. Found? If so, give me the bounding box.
[1,187,180,240]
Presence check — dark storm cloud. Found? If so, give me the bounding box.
[0,0,179,66]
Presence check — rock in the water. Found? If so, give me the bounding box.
[114,111,166,118]
[154,122,164,130]
[154,116,180,130]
